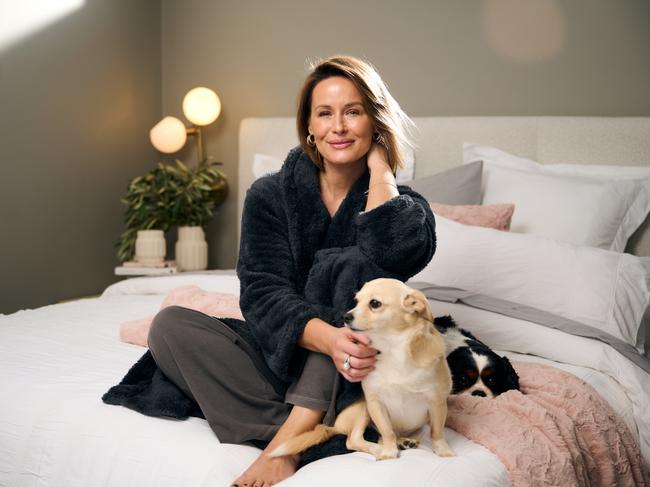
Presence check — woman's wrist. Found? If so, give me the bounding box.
[298,318,337,356]
[365,181,397,194]
[365,166,398,212]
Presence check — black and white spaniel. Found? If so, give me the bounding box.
[433,315,520,398]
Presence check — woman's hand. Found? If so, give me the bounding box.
[366,142,391,174]
[327,326,379,382]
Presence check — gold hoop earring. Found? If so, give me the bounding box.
[307,133,316,146]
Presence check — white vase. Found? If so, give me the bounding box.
[175,226,208,271]
[134,230,166,264]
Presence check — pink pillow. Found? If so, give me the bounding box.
[430,203,515,231]
[119,285,243,347]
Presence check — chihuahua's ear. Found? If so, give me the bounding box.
[403,290,433,321]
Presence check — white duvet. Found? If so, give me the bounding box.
[0,272,648,487]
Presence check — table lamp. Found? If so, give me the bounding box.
[149,87,221,164]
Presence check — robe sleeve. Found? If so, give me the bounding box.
[303,189,436,313]
[236,179,339,382]
[303,246,402,312]
[355,188,436,278]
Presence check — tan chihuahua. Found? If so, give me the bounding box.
[270,278,454,460]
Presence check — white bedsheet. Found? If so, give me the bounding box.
[1,273,647,487]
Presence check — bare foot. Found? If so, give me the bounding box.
[231,452,298,487]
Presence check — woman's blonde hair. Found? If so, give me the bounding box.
[297,55,416,172]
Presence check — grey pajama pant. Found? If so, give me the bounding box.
[147,305,339,446]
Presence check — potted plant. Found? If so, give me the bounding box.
[116,159,228,269]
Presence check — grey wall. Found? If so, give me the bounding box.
[0,1,162,313]
[2,0,649,313]
[161,0,650,270]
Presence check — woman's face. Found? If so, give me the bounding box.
[308,76,373,168]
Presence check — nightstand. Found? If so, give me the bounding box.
[114,261,178,276]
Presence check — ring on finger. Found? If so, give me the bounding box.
[343,354,351,371]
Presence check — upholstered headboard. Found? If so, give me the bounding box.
[238,116,650,256]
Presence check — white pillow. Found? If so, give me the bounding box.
[413,215,650,351]
[252,148,415,183]
[463,143,650,252]
[541,163,650,180]
[252,153,283,179]
[464,143,650,180]
[101,271,240,297]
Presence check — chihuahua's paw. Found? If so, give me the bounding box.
[432,439,455,457]
[397,437,420,450]
[372,444,399,461]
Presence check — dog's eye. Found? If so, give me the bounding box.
[369,299,382,310]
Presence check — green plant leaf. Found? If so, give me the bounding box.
[116,159,229,260]
[175,159,189,173]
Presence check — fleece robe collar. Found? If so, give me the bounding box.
[280,147,371,288]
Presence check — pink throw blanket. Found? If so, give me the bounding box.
[446,361,646,486]
[119,285,243,347]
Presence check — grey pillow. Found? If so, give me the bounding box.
[406,161,483,205]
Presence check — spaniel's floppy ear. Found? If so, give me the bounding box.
[502,356,520,392]
[408,326,445,367]
[403,290,433,321]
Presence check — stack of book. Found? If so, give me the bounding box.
[115,260,178,276]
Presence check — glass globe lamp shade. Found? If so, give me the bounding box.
[149,116,187,153]
[182,87,221,126]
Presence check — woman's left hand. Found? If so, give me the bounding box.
[366,142,391,173]
[327,326,378,383]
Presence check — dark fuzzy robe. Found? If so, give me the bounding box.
[103,146,436,463]
[237,146,436,412]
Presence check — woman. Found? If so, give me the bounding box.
[147,55,436,487]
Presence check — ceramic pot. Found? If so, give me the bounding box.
[175,226,208,271]
[134,229,166,264]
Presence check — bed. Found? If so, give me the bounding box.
[1,116,649,486]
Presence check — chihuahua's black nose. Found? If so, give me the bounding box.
[343,312,353,324]
[472,390,487,398]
